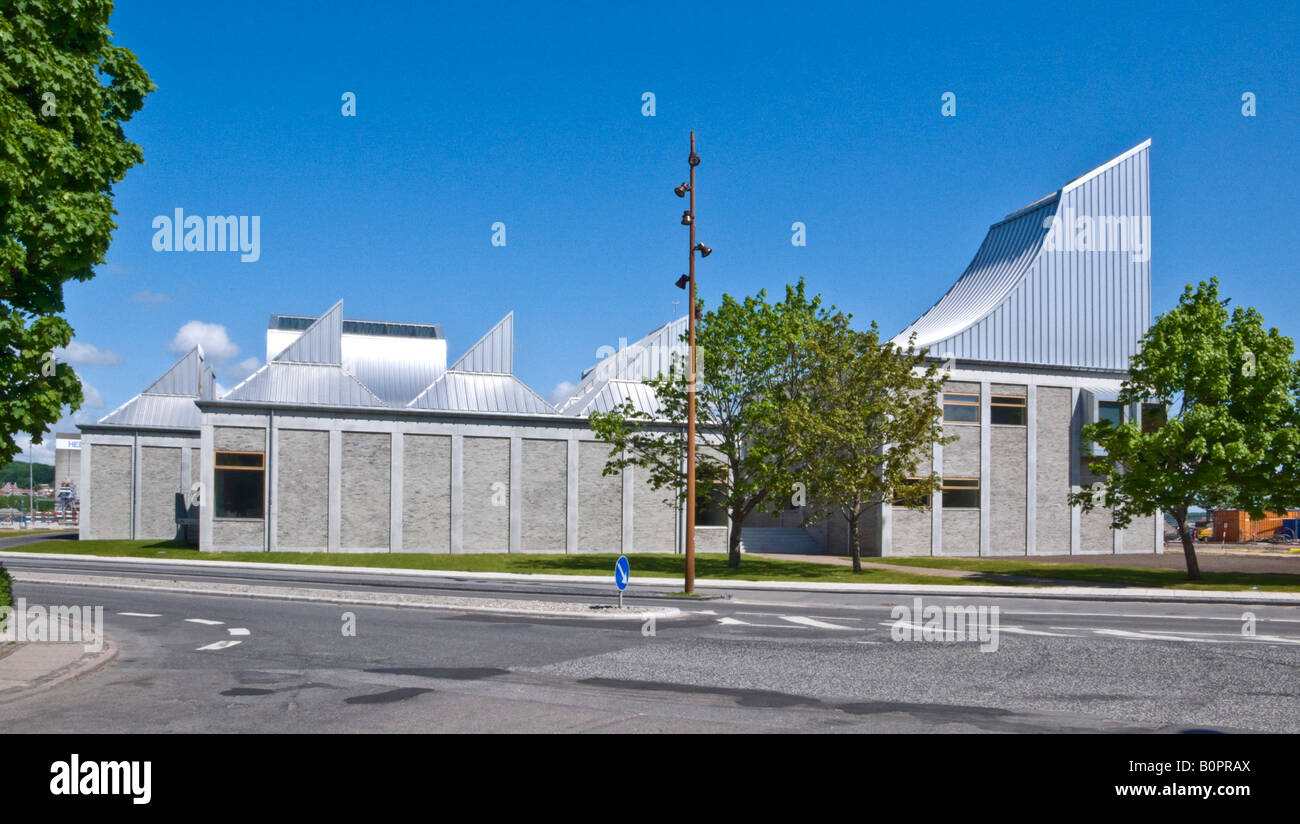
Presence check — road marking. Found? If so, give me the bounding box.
[995,625,1076,638]
[693,610,718,615]
[196,640,241,651]
[717,616,807,629]
[1006,610,1300,624]
[227,628,250,636]
[185,618,224,625]
[117,612,161,618]
[1092,628,1226,643]
[781,615,856,630]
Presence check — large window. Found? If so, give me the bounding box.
[214,451,264,519]
[1098,400,1125,428]
[942,393,980,423]
[990,394,1027,426]
[892,478,932,508]
[941,478,980,509]
[1141,402,1166,433]
[696,483,728,526]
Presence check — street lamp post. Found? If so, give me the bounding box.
[675,132,707,594]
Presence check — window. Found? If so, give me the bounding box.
[941,478,980,509]
[942,392,980,423]
[892,478,932,508]
[1141,402,1166,434]
[990,394,1027,425]
[696,483,728,526]
[1098,400,1125,428]
[214,451,264,519]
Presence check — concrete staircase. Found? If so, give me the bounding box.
[741,527,826,555]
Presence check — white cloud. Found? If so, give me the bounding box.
[131,289,173,304]
[546,380,577,406]
[9,406,101,465]
[213,381,230,398]
[78,377,104,409]
[234,357,261,376]
[54,341,122,365]
[170,321,241,364]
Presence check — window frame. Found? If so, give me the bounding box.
[1098,399,1126,428]
[942,392,981,424]
[989,394,1027,426]
[891,477,932,509]
[213,450,265,520]
[940,477,980,510]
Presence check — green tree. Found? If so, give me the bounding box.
[1070,279,1300,580]
[0,0,153,463]
[589,281,824,569]
[780,313,952,572]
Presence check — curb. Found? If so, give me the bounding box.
[3,550,1299,606]
[11,573,681,622]
[0,622,119,705]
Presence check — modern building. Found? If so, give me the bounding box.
[79,140,1162,556]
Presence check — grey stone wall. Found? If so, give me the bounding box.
[277,429,328,549]
[943,424,980,477]
[989,427,1026,554]
[892,507,932,556]
[943,510,980,556]
[521,438,566,552]
[1035,386,1072,554]
[402,433,451,552]
[215,426,265,453]
[578,440,622,552]
[697,525,727,553]
[632,468,677,553]
[213,519,265,549]
[90,443,132,539]
[463,436,510,552]
[139,446,182,540]
[341,431,391,550]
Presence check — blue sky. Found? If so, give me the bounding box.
[18,0,1299,461]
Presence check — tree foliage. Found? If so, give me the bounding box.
[0,0,153,463]
[1070,278,1300,580]
[781,313,952,571]
[589,280,824,568]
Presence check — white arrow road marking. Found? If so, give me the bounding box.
[227,628,250,636]
[117,612,161,618]
[781,615,856,630]
[185,618,224,626]
[693,610,718,615]
[717,617,749,625]
[196,640,241,651]
[717,616,805,629]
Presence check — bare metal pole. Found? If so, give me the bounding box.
[685,131,698,595]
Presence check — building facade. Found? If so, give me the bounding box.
[80,141,1162,557]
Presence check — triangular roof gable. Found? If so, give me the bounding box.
[144,346,204,396]
[450,312,513,373]
[273,300,343,364]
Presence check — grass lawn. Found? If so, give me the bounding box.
[0,529,76,539]
[869,557,1300,592]
[3,539,980,587]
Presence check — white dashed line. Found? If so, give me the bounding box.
[227,628,250,636]
[1092,628,1226,643]
[196,640,242,651]
[185,618,224,626]
[117,612,161,618]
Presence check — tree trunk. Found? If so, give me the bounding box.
[1175,515,1201,581]
[728,510,743,569]
[848,513,862,574]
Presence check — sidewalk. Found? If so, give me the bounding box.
[0,619,118,703]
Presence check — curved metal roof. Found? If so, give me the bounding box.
[892,140,1152,372]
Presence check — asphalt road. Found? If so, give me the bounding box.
[2,553,1299,733]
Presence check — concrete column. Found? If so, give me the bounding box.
[450,432,464,553]
[199,424,213,550]
[566,434,579,554]
[979,380,991,556]
[931,439,943,556]
[390,430,403,552]
[621,457,634,553]
[1025,378,1037,555]
[509,435,522,553]
[328,429,341,553]
[266,418,275,552]
[78,440,92,540]
[131,433,141,540]
[880,497,893,557]
[1069,386,1081,555]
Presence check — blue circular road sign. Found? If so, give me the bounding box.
[614,556,630,591]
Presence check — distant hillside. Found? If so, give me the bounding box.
[0,461,55,486]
